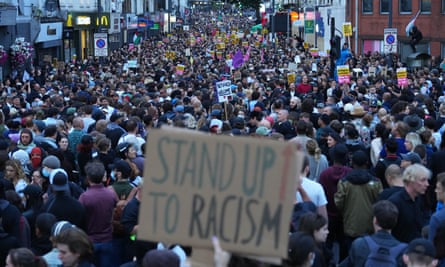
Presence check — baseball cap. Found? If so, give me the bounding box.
[405,238,436,258]
[52,171,69,191]
[401,152,422,164]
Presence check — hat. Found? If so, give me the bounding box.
[401,152,422,164]
[175,105,184,113]
[42,155,61,169]
[110,113,125,122]
[352,150,368,166]
[210,109,221,117]
[210,119,223,130]
[350,106,367,117]
[52,171,69,191]
[21,184,43,198]
[81,134,94,145]
[142,250,180,267]
[116,142,131,153]
[405,238,436,258]
[113,159,132,179]
[33,120,46,132]
[256,126,270,136]
[12,150,29,166]
[51,221,76,237]
[403,115,423,132]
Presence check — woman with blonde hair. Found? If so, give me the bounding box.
[404,132,422,152]
[5,159,28,195]
[306,139,329,181]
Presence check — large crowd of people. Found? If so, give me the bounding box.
[0,9,444,267]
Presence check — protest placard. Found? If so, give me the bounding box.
[397,67,408,86]
[138,128,301,258]
[215,80,232,103]
[337,65,350,84]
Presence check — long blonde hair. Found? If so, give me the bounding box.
[306,139,321,161]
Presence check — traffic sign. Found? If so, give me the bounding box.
[305,20,314,34]
[94,33,108,57]
[384,28,397,54]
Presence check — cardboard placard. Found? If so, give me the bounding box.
[139,128,300,258]
[216,80,232,103]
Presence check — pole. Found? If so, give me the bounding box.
[97,0,102,64]
[271,0,275,46]
[287,10,290,47]
[330,17,335,79]
[388,0,393,28]
[168,0,171,33]
[354,0,358,53]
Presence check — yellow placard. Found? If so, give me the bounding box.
[343,22,352,37]
[287,73,296,84]
[396,68,407,79]
[337,65,350,76]
[216,43,226,50]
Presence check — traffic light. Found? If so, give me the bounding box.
[330,35,341,59]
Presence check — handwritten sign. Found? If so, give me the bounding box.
[216,80,232,103]
[138,128,300,258]
[337,65,350,84]
[397,67,408,86]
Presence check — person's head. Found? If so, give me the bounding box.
[54,227,93,266]
[4,159,25,182]
[351,150,368,168]
[51,171,69,193]
[19,128,33,146]
[31,168,44,188]
[6,248,47,267]
[41,155,61,178]
[142,250,180,267]
[405,132,422,152]
[113,159,132,180]
[401,152,422,169]
[116,142,137,160]
[298,212,329,243]
[327,131,341,148]
[277,109,289,122]
[286,232,316,267]
[435,172,445,203]
[329,143,348,165]
[403,238,438,267]
[306,139,321,159]
[385,164,403,187]
[385,137,399,154]
[84,161,106,185]
[372,200,399,231]
[58,136,69,151]
[402,164,431,197]
[35,213,57,238]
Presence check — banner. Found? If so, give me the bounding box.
[139,128,300,258]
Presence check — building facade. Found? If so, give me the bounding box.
[347,0,445,61]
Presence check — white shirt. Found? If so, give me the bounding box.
[296,177,328,207]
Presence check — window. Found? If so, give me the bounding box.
[363,0,373,13]
[442,0,445,13]
[420,0,431,13]
[400,0,412,13]
[380,0,390,13]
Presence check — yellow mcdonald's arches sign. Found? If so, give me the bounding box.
[96,15,109,26]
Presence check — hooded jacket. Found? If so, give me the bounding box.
[334,169,382,237]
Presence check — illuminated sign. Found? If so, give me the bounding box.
[77,16,91,25]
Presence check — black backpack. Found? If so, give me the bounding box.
[363,236,407,267]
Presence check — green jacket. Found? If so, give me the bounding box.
[334,169,382,237]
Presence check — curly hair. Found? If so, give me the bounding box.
[5,159,26,185]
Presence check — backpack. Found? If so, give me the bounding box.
[363,236,407,267]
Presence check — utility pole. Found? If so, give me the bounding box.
[271,0,275,47]
[388,0,392,27]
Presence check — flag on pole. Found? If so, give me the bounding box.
[232,49,244,69]
[243,46,251,62]
[405,10,421,36]
[133,32,141,45]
